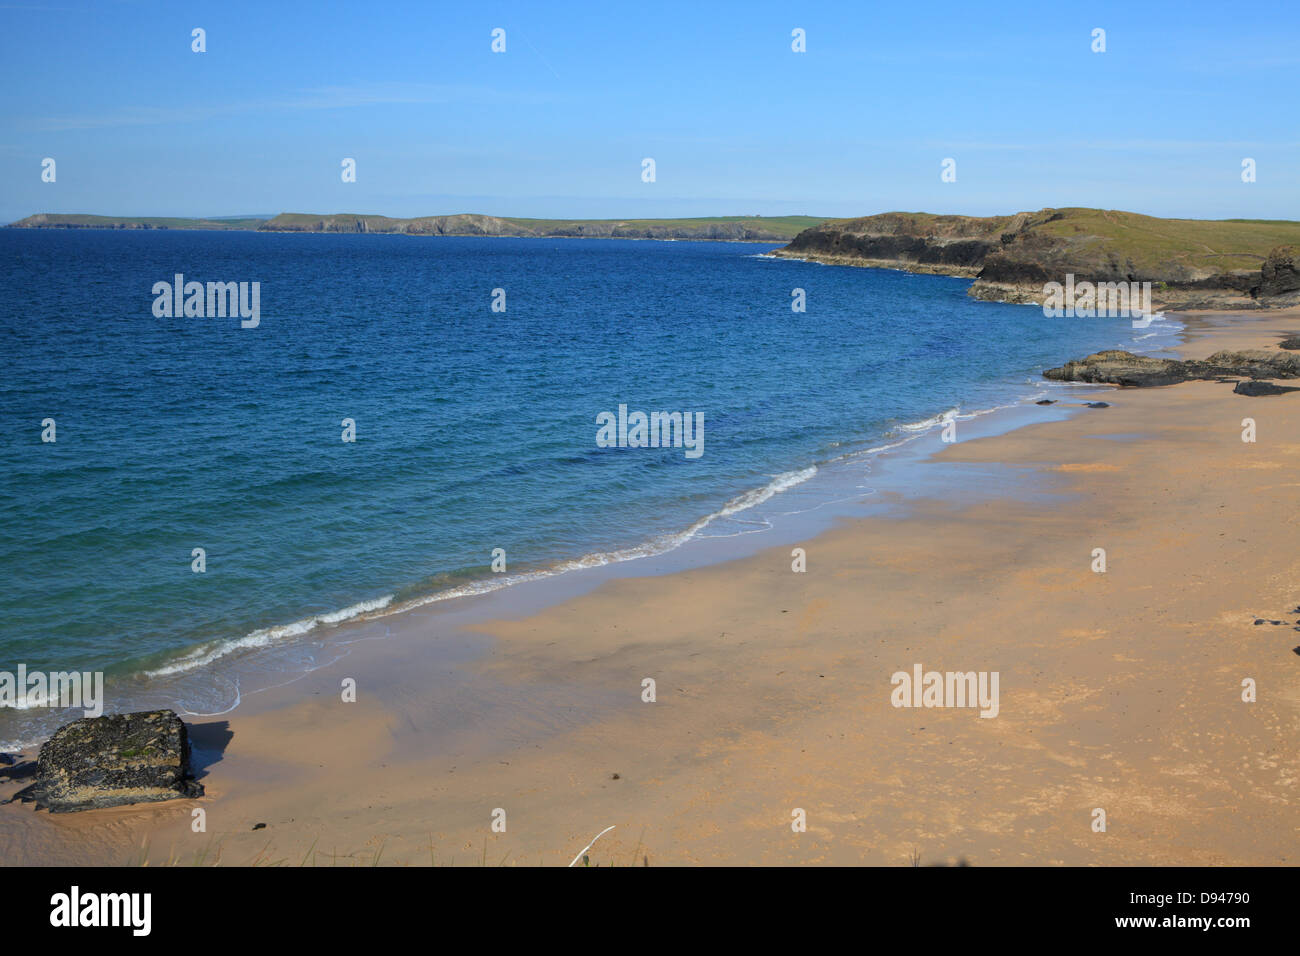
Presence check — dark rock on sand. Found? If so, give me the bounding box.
[15,710,203,812]
[1233,380,1300,396]
[1035,399,1056,405]
[1279,337,1300,350]
[1086,402,1110,408]
[1260,246,1300,299]
[1044,349,1300,387]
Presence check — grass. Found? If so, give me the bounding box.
[813,207,1300,279]
[1028,207,1300,273]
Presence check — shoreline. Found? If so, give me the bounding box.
[0,270,1184,753]
[0,385,1115,753]
[765,249,1290,312]
[3,307,1298,865]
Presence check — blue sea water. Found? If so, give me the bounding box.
[0,230,1175,745]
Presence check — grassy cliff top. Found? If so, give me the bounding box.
[1021,207,1300,273]
[803,207,1300,275]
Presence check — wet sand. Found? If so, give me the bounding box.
[3,307,1298,866]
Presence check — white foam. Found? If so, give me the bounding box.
[894,406,960,433]
[136,469,824,679]
[141,594,393,678]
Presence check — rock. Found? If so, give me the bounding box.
[1260,246,1300,298]
[1044,351,1192,387]
[1035,399,1056,405]
[1279,337,1300,350]
[15,710,203,812]
[1233,380,1300,396]
[1044,349,1300,387]
[252,822,267,830]
[1086,402,1111,408]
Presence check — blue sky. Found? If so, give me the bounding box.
[2,0,1297,222]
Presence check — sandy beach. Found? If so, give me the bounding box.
[3,306,1298,867]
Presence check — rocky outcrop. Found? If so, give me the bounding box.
[1260,246,1300,299]
[776,212,1007,276]
[1043,349,1300,388]
[772,208,1300,310]
[14,710,203,812]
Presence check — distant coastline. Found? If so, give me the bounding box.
[13,206,1300,311]
[6,212,823,242]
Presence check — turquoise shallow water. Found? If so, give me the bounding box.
[0,230,1177,745]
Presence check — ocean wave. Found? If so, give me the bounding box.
[134,468,823,680]
[893,406,960,433]
[394,465,821,606]
[140,594,393,678]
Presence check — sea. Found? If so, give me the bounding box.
[0,229,1182,747]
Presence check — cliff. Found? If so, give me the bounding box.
[771,208,1300,310]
